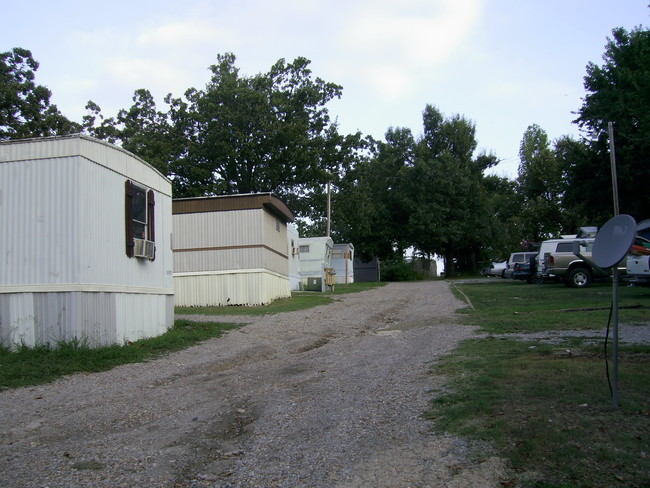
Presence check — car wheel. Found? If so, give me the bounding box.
[568,267,592,288]
[532,273,545,285]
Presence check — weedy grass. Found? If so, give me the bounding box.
[432,279,650,487]
[175,281,387,316]
[0,320,241,390]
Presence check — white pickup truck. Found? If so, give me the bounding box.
[626,220,650,286]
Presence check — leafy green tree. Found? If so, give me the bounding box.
[477,172,522,261]
[85,90,175,177]
[573,26,650,221]
[516,124,564,241]
[405,105,490,275]
[166,53,351,200]
[86,53,363,211]
[333,128,415,260]
[1,48,79,140]
[554,135,609,228]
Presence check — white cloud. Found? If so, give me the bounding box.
[337,0,485,101]
[137,21,234,47]
[367,66,413,100]
[345,0,483,65]
[105,57,192,95]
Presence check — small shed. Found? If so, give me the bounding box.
[172,193,294,306]
[298,236,334,291]
[287,225,301,291]
[332,243,355,284]
[354,257,382,282]
[0,135,174,348]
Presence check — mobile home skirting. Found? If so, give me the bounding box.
[174,269,290,307]
[0,290,174,348]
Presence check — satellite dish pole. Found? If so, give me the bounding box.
[608,121,620,408]
[577,123,633,409]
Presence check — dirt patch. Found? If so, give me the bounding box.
[0,281,509,487]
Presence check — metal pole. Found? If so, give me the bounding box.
[608,121,620,408]
[326,179,331,237]
[612,267,619,408]
[608,122,619,216]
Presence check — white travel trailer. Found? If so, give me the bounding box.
[332,243,355,284]
[287,225,301,291]
[0,135,174,348]
[298,236,334,291]
[172,193,294,306]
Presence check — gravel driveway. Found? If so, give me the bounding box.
[0,281,508,487]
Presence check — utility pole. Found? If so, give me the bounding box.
[326,173,331,237]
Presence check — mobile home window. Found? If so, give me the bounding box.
[125,180,155,258]
[299,245,310,253]
[132,185,148,239]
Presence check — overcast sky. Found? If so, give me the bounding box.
[3,1,648,178]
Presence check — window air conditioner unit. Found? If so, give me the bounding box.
[133,238,155,260]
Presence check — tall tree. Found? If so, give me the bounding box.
[86,53,363,210]
[333,128,415,260]
[554,135,608,228]
[405,105,488,275]
[516,124,564,241]
[166,53,351,200]
[1,48,79,140]
[573,26,650,221]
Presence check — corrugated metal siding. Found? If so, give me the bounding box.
[174,271,290,307]
[0,291,172,348]
[115,293,173,343]
[77,161,174,290]
[1,157,80,285]
[0,135,170,195]
[0,150,174,290]
[173,209,263,250]
[173,209,289,276]
[0,136,174,348]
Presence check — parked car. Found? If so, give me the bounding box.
[535,228,599,284]
[512,255,538,283]
[481,261,507,278]
[536,239,571,283]
[504,252,538,279]
[545,238,626,288]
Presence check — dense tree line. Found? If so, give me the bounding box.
[1,25,649,274]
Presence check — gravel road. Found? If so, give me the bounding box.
[0,281,508,487]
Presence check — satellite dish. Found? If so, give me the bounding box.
[592,214,637,268]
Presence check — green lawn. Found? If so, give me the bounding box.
[432,279,650,488]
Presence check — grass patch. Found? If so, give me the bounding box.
[0,320,241,390]
[451,280,650,334]
[431,280,650,487]
[176,281,387,316]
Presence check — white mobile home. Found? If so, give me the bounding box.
[332,243,355,284]
[172,193,294,306]
[298,236,334,291]
[0,135,174,348]
[287,225,301,291]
